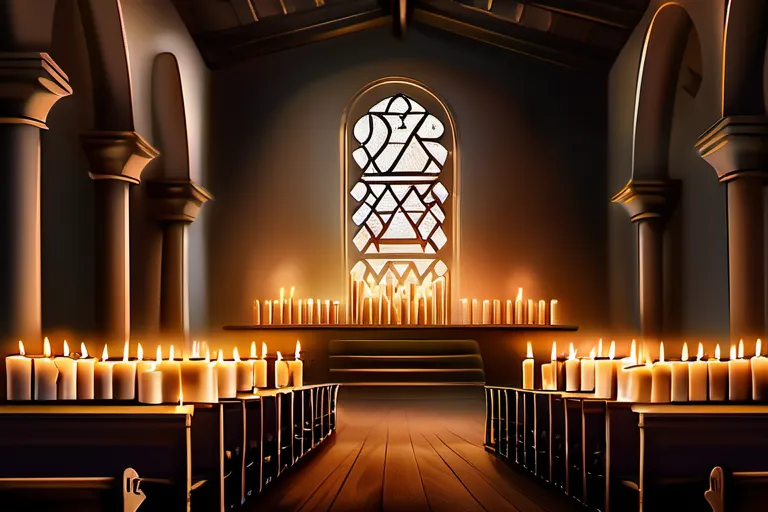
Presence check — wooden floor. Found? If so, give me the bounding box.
[247,386,581,512]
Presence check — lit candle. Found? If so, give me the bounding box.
[331,301,340,324]
[253,342,268,388]
[670,342,689,402]
[34,338,58,401]
[279,287,285,324]
[492,299,502,325]
[616,340,637,401]
[158,346,181,403]
[752,339,768,401]
[651,342,671,403]
[297,299,304,325]
[629,354,653,402]
[253,299,261,325]
[550,299,559,325]
[426,289,434,325]
[594,341,616,399]
[580,347,596,392]
[505,300,513,325]
[565,343,580,392]
[708,344,728,401]
[393,292,402,325]
[522,341,534,389]
[288,286,295,324]
[482,300,491,325]
[112,341,137,400]
[514,288,523,324]
[541,362,553,390]
[271,299,279,324]
[322,299,330,325]
[275,351,290,388]
[403,291,411,325]
[136,344,156,400]
[527,299,535,324]
[434,277,445,324]
[233,347,254,391]
[471,299,479,325]
[728,340,751,401]
[288,341,304,387]
[52,340,77,400]
[94,345,113,399]
[307,298,315,324]
[689,343,708,401]
[138,363,163,404]
[181,348,217,403]
[6,341,31,401]
[383,296,391,325]
[537,300,546,325]
[216,350,237,399]
[460,298,469,324]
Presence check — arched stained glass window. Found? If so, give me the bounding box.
[343,79,459,323]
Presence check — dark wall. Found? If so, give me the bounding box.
[206,24,608,332]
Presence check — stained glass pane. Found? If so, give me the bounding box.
[353,203,371,226]
[418,212,437,239]
[353,227,371,251]
[375,190,398,213]
[423,142,448,165]
[393,138,429,172]
[432,204,445,223]
[402,190,426,211]
[381,211,417,239]
[431,226,447,249]
[366,214,383,236]
[350,182,367,201]
[391,184,410,200]
[433,182,449,203]
[370,184,385,197]
[417,115,444,139]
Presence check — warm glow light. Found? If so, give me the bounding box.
[81,342,88,359]
[738,339,744,359]
[659,342,665,363]
[123,341,129,362]
[608,340,615,360]
[192,340,199,359]
[179,390,183,406]
[681,342,688,362]
[645,351,653,367]
[715,344,721,360]
[598,338,603,357]
[250,341,257,359]
[289,286,295,299]
[233,347,241,362]
[137,343,144,361]
[730,344,736,360]
[170,345,176,361]
[630,339,637,362]
[526,341,533,359]
[516,288,523,302]
[156,346,162,363]
[262,342,267,359]
[295,340,301,360]
[550,342,557,361]
[277,351,283,361]
[568,343,577,360]
[205,347,211,362]
[757,339,762,357]
[18,340,25,356]
[217,350,223,363]
[102,345,108,361]
[43,337,51,358]
[63,340,70,357]
[697,342,704,361]
[589,346,596,359]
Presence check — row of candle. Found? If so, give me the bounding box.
[523,339,768,402]
[458,289,559,325]
[350,273,447,325]
[6,339,304,403]
[252,287,342,325]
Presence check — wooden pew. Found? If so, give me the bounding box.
[705,466,768,512]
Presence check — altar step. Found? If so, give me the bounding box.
[329,339,485,386]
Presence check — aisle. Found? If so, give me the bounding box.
[247,386,581,512]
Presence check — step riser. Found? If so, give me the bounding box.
[330,355,483,370]
[329,339,480,356]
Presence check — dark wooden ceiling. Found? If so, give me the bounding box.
[171,0,650,70]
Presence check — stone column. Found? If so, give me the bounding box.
[612,179,680,345]
[146,180,212,343]
[0,53,72,343]
[81,132,159,345]
[696,116,768,341]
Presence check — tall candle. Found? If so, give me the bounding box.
[514,288,523,324]
[112,341,137,400]
[362,296,373,324]
[689,343,708,401]
[6,341,31,401]
[158,345,181,403]
[264,299,272,325]
[426,290,433,325]
[617,340,637,401]
[629,355,653,402]
[288,286,295,324]
[383,296,391,325]
[541,362,553,390]
[307,298,314,324]
[253,299,261,325]
[471,299,479,325]
[522,342,534,389]
[322,300,330,325]
[580,347,596,392]
[728,340,751,401]
[550,299,559,325]
[216,350,238,399]
[233,347,254,391]
[492,300,501,325]
[288,341,304,387]
[275,352,290,388]
[136,344,156,401]
[282,298,290,325]
[537,300,546,325]
[403,293,411,325]
[708,344,728,401]
[331,301,340,324]
[297,299,304,325]
[94,345,113,400]
[253,342,268,388]
[670,342,689,402]
[651,342,671,403]
[482,300,491,325]
[54,340,77,400]
[138,366,162,404]
[279,287,285,324]
[419,296,427,325]
[434,278,445,324]
[181,351,217,403]
[271,299,280,324]
[752,339,768,401]
[34,338,58,401]
[565,343,580,392]
[594,341,616,399]
[505,300,513,325]
[526,299,535,324]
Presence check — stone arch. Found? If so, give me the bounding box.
[151,52,190,180]
[722,0,768,116]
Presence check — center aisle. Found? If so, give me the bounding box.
[246,386,582,512]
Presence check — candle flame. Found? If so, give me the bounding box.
[589,346,596,359]
[262,341,267,359]
[250,341,257,359]
[516,288,523,302]
[757,339,762,357]
[715,344,721,360]
[738,339,744,359]
[102,344,108,361]
[697,342,704,361]
[645,351,653,368]
[295,340,301,360]
[63,340,70,357]
[730,344,736,360]
[122,340,129,362]
[681,342,688,362]
[526,341,533,359]
[179,390,183,406]
[80,342,88,359]
[568,343,577,360]
[659,342,664,363]
[201,341,209,357]
[598,338,603,358]
[608,340,615,360]
[550,342,557,361]
[277,351,283,361]
[233,346,241,362]
[43,337,51,358]
[156,345,162,363]
[137,343,143,361]
[290,286,295,298]
[18,340,25,356]
[192,340,199,359]
[205,347,211,362]
[630,339,637,361]
[169,345,175,361]
[217,350,223,363]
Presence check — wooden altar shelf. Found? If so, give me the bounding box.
[224,324,578,331]
[484,387,768,512]
[0,384,339,512]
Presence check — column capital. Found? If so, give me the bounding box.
[695,116,768,182]
[81,131,159,185]
[611,179,681,222]
[0,52,72,128]
[146,180,213,222]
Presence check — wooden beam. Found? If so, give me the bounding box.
[526,0,647,30]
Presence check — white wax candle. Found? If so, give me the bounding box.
[565,343,580,391]
[112,341,137,400]
[76,343,95,400]
[580,351,596,392]
[53,340,77,400]
[514,288,523,324]
[94,345,113,399]
[752,339,768,401]
[492,300,501,324]
[505,300,513,325]
[136,344,156,401]
[253,299,261,325]
[233,347,254,391]
[728,341,751,401]
[527,299,535,324]
[481,300,491,325]
[253,342,268,388]
[708,344,728,401]
[537,300,546,325]
[651,343,671,403]
[216,359,237,399]
[288,287,295,324]
[158,347,181,403]
[550,300,559,325]
[273,299,281,324]
[541,363,553,390]
[34,338,58,401]
[181,358,217,403]
[471,299,479,325]
[139,367,163,404]
[594,341,616,399]
[522,342,534,389]
[275,352,290,388]
[6,341,31,401]
[459,298,468,324]
[264,299,272,325]
[288,341,304,387]
[629,360,653,402]
[670,343,689,402]
[616,340,636,401]
[689,343,708,401]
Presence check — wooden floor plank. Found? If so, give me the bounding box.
[382,411,430,511]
